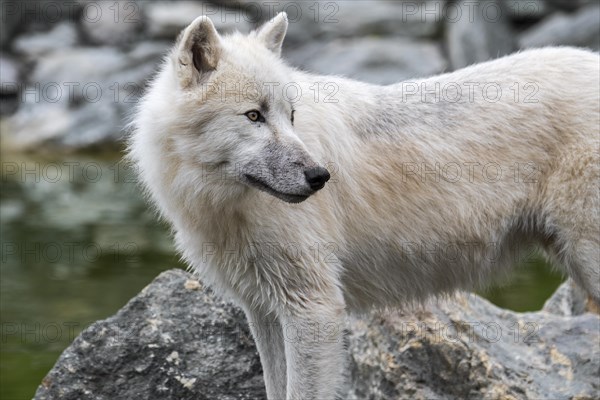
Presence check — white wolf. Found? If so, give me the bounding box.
[129,13,600,400]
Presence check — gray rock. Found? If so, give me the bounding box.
[1,100,122,151]
[35,271,600,400]
[79,0,145,46]
[145,1,253,39]
[545,0,596,12]
[1,42,168,151]
[1,0,83,48]
[12,22,79,59]
[518,5,600,51]
[30,46,130,84]
[22,41,167,88]
[445,0,515,69]
[0,54,20,93]
[283,0,442,46]
[347,287,599,399]
[336,0,443,38]
[34,269,266,400]
[0,0,23,48]
[503,0,550,21]
[0,54,20,115]
[287,37,447,85]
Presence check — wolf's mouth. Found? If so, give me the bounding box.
[243,174,310,204]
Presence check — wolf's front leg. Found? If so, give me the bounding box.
[245,309,287,399]
[281,300,346,400]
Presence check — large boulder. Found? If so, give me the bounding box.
[12,22,79,59]
[33,269,266,400]
[347,284,600,399]
[144,1,253,39]
[34,269,600,400]
[282,0,442,47]
[1,42,169,151]
[0,55,20,93]
[287,38,447,85]
[0,54,21,115]
[79,1,146,47]
[518,4,600,51]
[0,0,82,48]
[445,0,515,70]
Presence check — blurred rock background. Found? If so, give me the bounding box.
[1,0,599,151]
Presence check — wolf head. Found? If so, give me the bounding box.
[132,13,330,209]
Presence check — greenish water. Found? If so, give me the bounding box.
[1,154,185,400]
[0,155,563,400]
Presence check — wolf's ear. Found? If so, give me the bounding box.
[176,16,222,88]
[255,12,288,56]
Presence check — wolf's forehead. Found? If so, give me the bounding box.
[196,36,293,105]
[226,61,287,87]
[206,68,291,106]
[222,37,290,80]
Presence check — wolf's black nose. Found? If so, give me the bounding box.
[304,166,330,191]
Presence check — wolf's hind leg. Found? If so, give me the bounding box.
[565,238,600,304]
[543,146,600,304]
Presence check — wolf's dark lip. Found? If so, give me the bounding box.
[243,174,310,203]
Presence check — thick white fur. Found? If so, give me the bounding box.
[129,13,600,400]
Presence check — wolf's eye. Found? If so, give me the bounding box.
[291,109,295,125]
[245,110,265,123]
